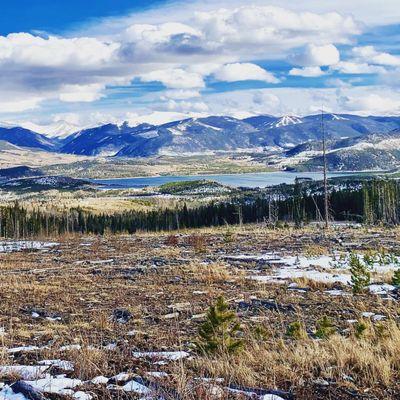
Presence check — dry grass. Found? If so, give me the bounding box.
[190,320,400,394]
[0,224,399,398]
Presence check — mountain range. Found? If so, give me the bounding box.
[1,113,400,171]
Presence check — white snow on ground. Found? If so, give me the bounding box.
[59,344,82,351]
[368,284,396,294]
[121,380,151,394]
[38,359,74,371]
[7,345,43,354]
[227,387,285,399]
[24,375,82,395]
[246,253,400,290]
[0,241,58,253]
[132,351,190,361]
[91,376,109,384]
[0,365,49,380]
[73,391,93,400]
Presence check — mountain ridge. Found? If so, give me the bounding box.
[1,114,400,171]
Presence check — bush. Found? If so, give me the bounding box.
[196,296,243,355]
[349,253,371,294]
[392,269,400,286]
[286,321,307,340]
[187,234,206,253]
[315,316,336,339]
[355,320,368,339]
[165,234,179,246]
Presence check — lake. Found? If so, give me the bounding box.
[93,171,360,189]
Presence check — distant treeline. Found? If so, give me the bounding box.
[0,179,399,238]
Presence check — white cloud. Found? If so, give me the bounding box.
[213,63,279,83]
[338,93,400,114]
[59,83,106,102]
[332,61,386,74]
[140,69,205,89]
[289,66,325,77]
[352,46,400,67]
[0,97,43,113]
[1,0,398,121]
[161,89,201,100]
[165,99,209,113]
[290,44,340,67]
[0,33,118,68]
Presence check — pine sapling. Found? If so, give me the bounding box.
[315,316,336,339]
[196,296,243,355]
[349,253,370,294]
[392,269,400,287]
[286,321,307,340]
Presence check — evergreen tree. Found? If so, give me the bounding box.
[315,316,336,339]
[350,253,371,294]
[196,296,243,355]
[392,269,400,286]
[286,321,307,340]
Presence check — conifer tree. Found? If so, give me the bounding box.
[350,253,371,294]
[315,316,336,339]
[392,269,400,286]
[196,296,243,355]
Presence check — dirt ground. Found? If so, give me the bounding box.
[0,224,399,399]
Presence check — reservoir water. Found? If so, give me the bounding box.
[93,171,359,189]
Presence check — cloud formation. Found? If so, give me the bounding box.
[0,0,399,124]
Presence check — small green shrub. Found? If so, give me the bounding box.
[349,253,371,294]
[286,321,307,340]
[196,296,243,355]
[392,269,400,286]
[355,320,368,338]
[315,316,336,339]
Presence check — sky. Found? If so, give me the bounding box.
[1,0,400,128]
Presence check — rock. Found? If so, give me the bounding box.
[313,378,330,386]
[10,381,48,400]
[112,309,132,324]
[91,376,109,385]
[25,307,62,321]
[162,312,180,319]
[168,302,191,312]
[237,299,295,314]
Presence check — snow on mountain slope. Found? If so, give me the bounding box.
[22,121,82,139]
[273,115,303,128]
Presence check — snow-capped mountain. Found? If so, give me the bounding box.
[277,130,400,171]
[1,114,400,171]
[0,126,55,151]
[60,116,259,157]
[21,120,82,139]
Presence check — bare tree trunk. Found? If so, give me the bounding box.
[321,109,329,229]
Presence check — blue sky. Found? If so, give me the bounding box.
[0,1,164,35]
[0,0,400,128]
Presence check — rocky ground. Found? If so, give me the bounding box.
[0,224,399,399]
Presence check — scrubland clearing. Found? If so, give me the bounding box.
[0,224,399,399]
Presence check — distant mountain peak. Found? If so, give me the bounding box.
[21,120,82,139]
[273,115,303,128]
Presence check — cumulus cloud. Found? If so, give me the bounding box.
[332,61,386,74]
[140,69,205,89]
[338,93,400,114]
[161,89,201,100]
[165,99,209,113]
[352,46,400,67]
[289,66,325,77]
[59,83,106,102]
[213,63,279,83]
[6,0,399,122]
[290,44,340,67]
[0,33,119,68]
